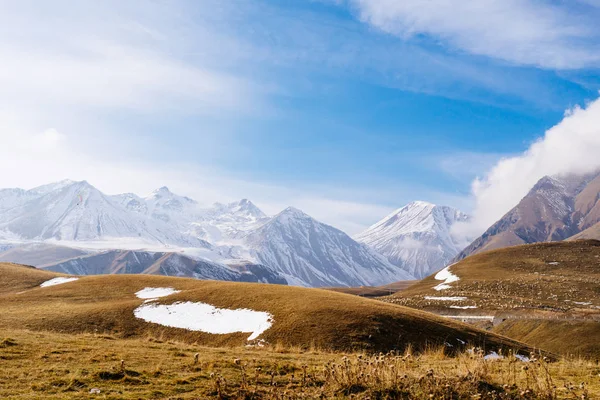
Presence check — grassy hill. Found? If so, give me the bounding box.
[326,280,415,298]
[388,240,600,315]
[0,262,533,355]
[493,319,600,358]
[385,241,600,357]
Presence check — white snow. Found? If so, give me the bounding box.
[135,287,180,300]
[424,296,467,301]
[548,262,560,265]
[566,300,592,306]
[484,351,503,360]
[134,301,273,341]
[449,305,478,309]
[433,263,460,291]
[40,277,79,287]
[515,354,530,362]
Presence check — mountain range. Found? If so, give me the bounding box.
[2,172,598,289]
[0,180,415,287]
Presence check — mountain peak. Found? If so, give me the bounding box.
[355,202,469,279]
[151,186,172,196]
[279,206,309,218]
[405,200,435,209]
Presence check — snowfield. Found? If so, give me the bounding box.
[433,264,460,291]
[40,277,79,287]
[135,287,181,300]
[134,301,273,341]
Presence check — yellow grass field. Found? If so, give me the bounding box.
[1,328,599,399]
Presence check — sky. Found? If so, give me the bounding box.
[2,0,600,235]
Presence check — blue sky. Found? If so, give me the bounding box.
[2,0,600,234]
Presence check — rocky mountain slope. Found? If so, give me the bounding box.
[245,207,413,287]
[456,172,600,260]
[40,250,287,284]
[355,201,469,279]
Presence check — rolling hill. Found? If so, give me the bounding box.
[0,262,531,354]
[386,240,600,357]
[390,240,600,314]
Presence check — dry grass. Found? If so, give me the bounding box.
[326,281,416,298]
[0,329,597,399]
[389,241,600,314]
[0,262,535,355]
[383,241,600,359]
[324,240,600,359]
[494,320,600,359]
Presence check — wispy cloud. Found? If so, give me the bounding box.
[1,3,266,116]
[344,0,600,69]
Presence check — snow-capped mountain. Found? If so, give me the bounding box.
[0,179,413,288]
[191,199,269,243]
[0,180,208,247]
[355,201,470,279]
[245,207,414,287]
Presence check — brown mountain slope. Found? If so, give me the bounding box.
[570,222,600,240]
[456,173,600,260]
[0,262,534,355]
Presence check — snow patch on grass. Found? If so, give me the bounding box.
[515,354,530,362]
[433,264,459,291]
[134,301,273,341]
[40,277,79,287]
[424,296,467,301]
[484,351,503,360]
[449,305,478,309]
[135,287,180,300]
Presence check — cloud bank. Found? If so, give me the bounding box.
[458,97,600,237]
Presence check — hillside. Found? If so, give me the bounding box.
[355,202,469,279]
[0,262,530,354]
[456,173,600,260]
[386,241,600,357]
[390,240,600,314]
[493,319,600,358]
[327,280,416,298]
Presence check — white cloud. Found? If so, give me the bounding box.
[0,1,263,116]
[457,97,600,237]
[347,0,600,69]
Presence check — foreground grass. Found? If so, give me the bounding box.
[1,329,599,399]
